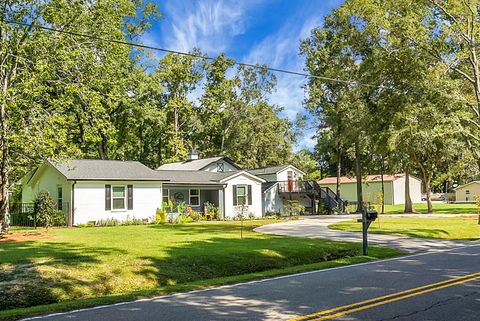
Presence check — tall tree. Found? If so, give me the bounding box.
[301,9,371,212]
[0,0,158,233]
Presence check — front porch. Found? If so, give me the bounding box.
[162,184,225,219]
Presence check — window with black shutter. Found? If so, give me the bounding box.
[233,185,237,205]
[105,185,111,210]
[127,185,133,210]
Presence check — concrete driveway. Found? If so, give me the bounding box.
[254,215,477,253]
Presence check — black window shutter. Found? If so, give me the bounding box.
[127,185,133,210]
[248,185,252,205]
[233,185,237,206]
[105,185,111,210]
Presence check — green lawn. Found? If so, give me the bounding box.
[330,217,480,240]
[380,203,478,214]
[0,220,401,320]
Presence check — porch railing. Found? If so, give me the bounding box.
[277,180,345,214]
[278,181,316,193]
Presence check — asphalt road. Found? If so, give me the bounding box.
[23,243,480,321]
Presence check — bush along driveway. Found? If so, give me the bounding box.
[0,220,401,320]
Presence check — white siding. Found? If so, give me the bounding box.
[263,184,282,214]
[392,176,422,205]
[21,165,71,206]
[73,181,162,225]
[277,166,304,181]
[201,161,237,172]
[224,174,263,219]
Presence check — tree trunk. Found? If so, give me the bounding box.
[336,144,341,198]
[381,172,385,214]
[0,101,8,234]
[97,134,109,160]
[404,171,413,213]
[425,176,433,213]
[417,161,433,213]
[354,140,363,213]
[0,70,9,234]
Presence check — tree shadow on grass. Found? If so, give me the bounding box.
[138,235,360,287]
[0,240,127,311]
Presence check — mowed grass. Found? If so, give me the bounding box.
[0,220,401,320]
[381,203,478,214]
[330,217,480,240]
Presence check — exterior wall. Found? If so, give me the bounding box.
[392,176,422,204]
[21,165,72,207]
[263,184,282,214]
[201,161,237,172]
[73,181,162,225]
[319,181,394,205]
[455,183,480,202]
[224,174,263,219]
[276,166,304,181]
[320,177,422,205]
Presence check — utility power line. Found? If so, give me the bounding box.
[2,19,380,88]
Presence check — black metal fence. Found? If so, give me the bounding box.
[8,202,69,227]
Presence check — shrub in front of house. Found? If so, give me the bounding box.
[156,208,166,224]
[33,190,57,229]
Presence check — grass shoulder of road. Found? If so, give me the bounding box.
[0,220,402,321]
[380,203,479,214]
[329,217,480,240]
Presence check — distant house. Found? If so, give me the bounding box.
[318,174,422,205]
[454,181,480,202]
[19,152,340,225]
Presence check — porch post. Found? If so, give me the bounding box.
[219,188,225,219]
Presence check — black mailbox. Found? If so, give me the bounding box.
[365,209,378,221]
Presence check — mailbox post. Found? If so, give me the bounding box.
[357,209,378,256]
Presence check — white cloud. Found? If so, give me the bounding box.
[162,0,250,55]
[245,15,321,122]
[244,15,324,152]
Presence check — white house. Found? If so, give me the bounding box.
[19,152,333,225]
[21,159,166,225]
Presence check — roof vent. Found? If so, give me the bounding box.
[188,150,199,161]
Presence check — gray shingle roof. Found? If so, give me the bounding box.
[262,181,277,192]
[49,159,166,181]
[248,165,289,176]
[157,156,240,171]
[157,170,240,185]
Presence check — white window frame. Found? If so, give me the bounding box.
[112,185,127,211]
[217,162,224,172]
[57,185,63,211]
[466,190,470,195]
[189,189,200,206]
[162,188,169,204]
[236,185,248,206]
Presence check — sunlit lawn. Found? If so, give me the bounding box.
[330,217,480,240]
[381,203,478,214]
[0,220,401,319]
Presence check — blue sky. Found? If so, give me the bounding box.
[143,0,344,151]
